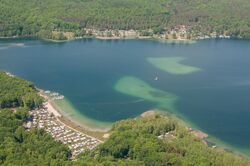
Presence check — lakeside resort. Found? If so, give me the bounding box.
[5,71,213,158]
[24,94,102,158]
[23,91,210,158]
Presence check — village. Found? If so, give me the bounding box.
[83,26,231,41]
[53,24,232,42]
[25,102,102,158]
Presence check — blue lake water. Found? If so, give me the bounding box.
[0,38,250,155]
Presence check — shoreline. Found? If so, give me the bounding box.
[32,89,250,158]
[1,34,247,45]
[49,36,196,43]
[153,109,250,158]
[44,97,210,143]
[40,90,207,143]
[51,98,112,132]
[34,93,250,158]
[10,82,250,158]
[2,45,250,158]
[0,34,196,43]
[39,91,108,141]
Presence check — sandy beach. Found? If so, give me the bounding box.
[39,92,63,118]
[38,91,107,140]
[44,102,61,117]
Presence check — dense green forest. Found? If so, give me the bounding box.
[1,71,250,165]
[0,109,71,165]
[74,116,250,166]
[0,72,71,165]
[0,72,43,109]
[0,0,250,39]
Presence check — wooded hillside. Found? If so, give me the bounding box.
[0,0,249,39]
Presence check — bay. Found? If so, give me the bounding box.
[0,38,250,156]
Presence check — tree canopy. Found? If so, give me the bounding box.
[0,0,249,39]
[0,71,43,109]
[75,116,250,166]
[0,72,70,165]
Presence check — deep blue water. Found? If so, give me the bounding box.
[0,38,250,155]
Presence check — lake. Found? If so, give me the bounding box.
[0,38,250,156]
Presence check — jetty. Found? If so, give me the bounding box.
[44,90,64,100]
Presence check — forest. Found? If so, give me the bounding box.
[0,108,71,165]
[0,72,71,165]
[0,0,249,39]
[1,71,250,165]
[0,71,43,109]
[74,116,250,166]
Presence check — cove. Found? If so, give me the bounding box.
[0,38,250,156]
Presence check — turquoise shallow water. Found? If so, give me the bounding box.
[0,38,250,156]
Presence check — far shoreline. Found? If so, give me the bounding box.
[1,35,248,47]
[0,34,235,43]
[40,36,196,44]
